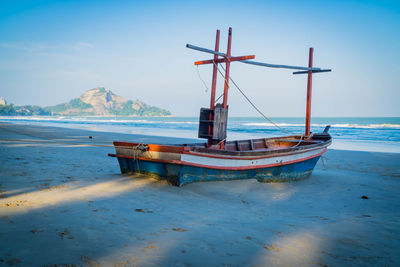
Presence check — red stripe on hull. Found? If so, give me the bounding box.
[111,148,327,171]
[183,146,327,160]
[114,141,330,161]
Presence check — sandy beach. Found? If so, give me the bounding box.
[0,122,399,266]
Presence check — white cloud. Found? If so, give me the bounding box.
[74,42,94,50]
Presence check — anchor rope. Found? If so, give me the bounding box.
[320,155,327,169]
[0,137,151,171]
[0,138,114,147]
[131,143,147,172]
[0,138,149,150]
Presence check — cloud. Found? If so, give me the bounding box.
[74,42,94,50]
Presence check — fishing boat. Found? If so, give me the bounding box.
[109,27,332,186]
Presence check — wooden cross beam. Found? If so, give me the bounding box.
[194,55,255,65]
[186,43,327,71]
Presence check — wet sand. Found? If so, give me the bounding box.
[0,123,399,266]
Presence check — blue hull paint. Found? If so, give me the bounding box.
[117,156,321,186]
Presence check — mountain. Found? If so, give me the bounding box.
[0,87,171,116]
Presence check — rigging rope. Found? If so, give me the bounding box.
[215,93,223,103]
[196,65,210,92]
[211,59,294,135]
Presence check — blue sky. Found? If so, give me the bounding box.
[0,0,399,116]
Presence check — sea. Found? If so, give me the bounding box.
[1,116,400,153]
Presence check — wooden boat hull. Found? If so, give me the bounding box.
[109,135,330,186]
[115,154,322,186]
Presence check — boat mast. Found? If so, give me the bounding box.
[187,28,331,148]
[207,30,220,147]
[222,27,232,109]
[305,48,314,137]
[210,30,220,111]
[192,28,255,148]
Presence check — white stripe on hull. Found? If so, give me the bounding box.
[181,148,325,167]
[116,145,328,168]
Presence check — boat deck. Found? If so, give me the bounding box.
[187,135,327,152]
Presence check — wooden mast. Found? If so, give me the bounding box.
[210,30,220,110]
[305,47,313,138]
[207,30,220,147]
[222,27,232,109]
[194,28,254,148]
[187,28,331,149]
[219,27,232,149]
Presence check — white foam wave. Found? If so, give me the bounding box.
[0,116,197,125]
[331,124,400,129]
[243,122,400,129]
[243,123,304,127]
[164,121,197,125]
[1,116,399,129]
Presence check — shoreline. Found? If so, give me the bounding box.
[1,120,399,154]
[0,123,399,266]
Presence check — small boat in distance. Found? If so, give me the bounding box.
[109,27,332,186]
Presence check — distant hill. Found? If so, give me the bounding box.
[0,87,171,116]
[0,96,51,116]
[0,104,50,116]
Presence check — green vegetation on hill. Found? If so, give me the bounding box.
[0,104,51,116]
[113,100,170,116]
[138,105,171,116]
[45,98,93,115]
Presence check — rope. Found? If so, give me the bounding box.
[216,138,226,146]
[215,93,223,103]
[292,135,304,148]
[0,138,114,147]
[320,155,327,169]
[0,138,150,171]
[0,138,149,151]
[196,65,210,92]
[211,59,293,135]
[132,143,147,172]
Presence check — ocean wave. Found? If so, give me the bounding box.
[243,123,305,127]
[163,121,198,125]
[0,116,198,125]
[242,122,400,129]
[331,124,400,129]
[1,116,399,129]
